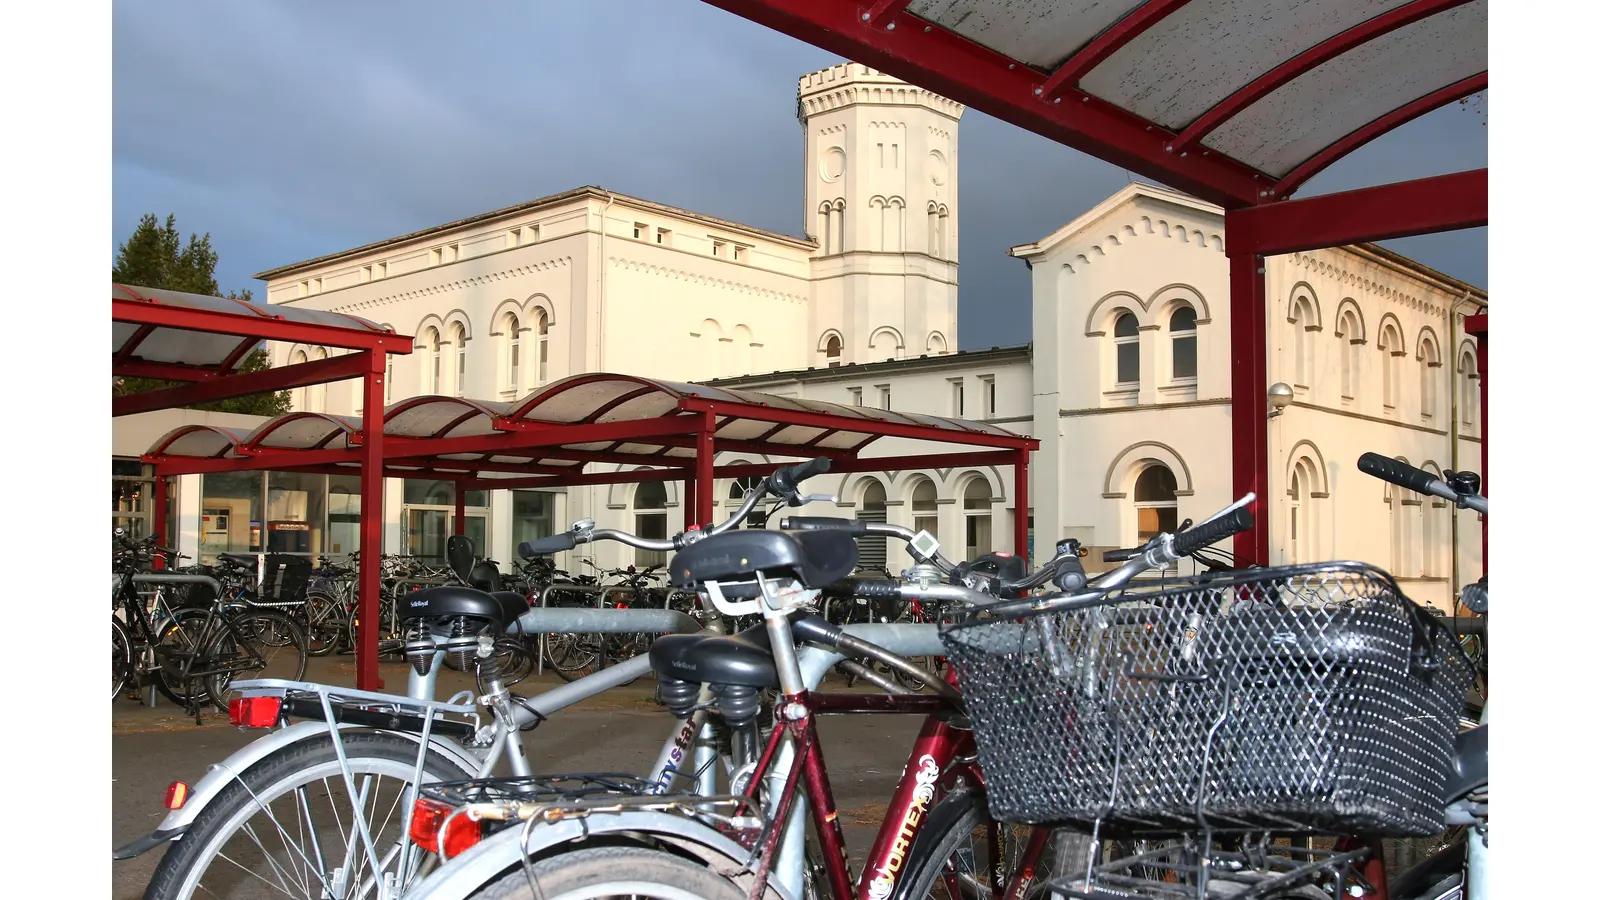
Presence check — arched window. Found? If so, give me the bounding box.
[1288,459,1314,564]
[1169,306,1197,380]
[868,197,886,250]
[1379,322,1403,411]
[501,311,521,394]
[1418,335,1441,419]
[310,348,329,411]
[1291,297,1315,387]
[825,334,842,367]
[885,197,904,251]
[1421,466,1447,577]
[927,202,941,257]
[1114,312,1140,387]
[817,204,832,255]
[633,480,668,566]
[289,349,309,410]
[384,354,394,405]
[963,478,993,561]
[451,323,468,398]
[1133,464,1177,544]
[856,480,889,571]
[927,332,947,356]
[1338,310,1362,401]
[534,309,550,385]
[911,479,938,539]
[422,327,441,394]
[1459,348,1479,431]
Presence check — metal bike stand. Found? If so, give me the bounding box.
[131,572,226,709]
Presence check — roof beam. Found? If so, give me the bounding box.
[677,396,1038,450]
[113,296,413,354]
[1039,0,1197,100]
[1274,73,1487,196]
[865,0,913,28]
[463,466,693,493]
[114,351,371,418]
[1172,0,1474,154]
[1225,168,1486,257]
[699,0,1266,207]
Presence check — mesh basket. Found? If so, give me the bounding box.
[940,562,1474,836]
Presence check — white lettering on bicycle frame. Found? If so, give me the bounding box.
[653,720,698,792]
[865,754,940,900]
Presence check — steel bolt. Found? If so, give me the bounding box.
[887,21,895,30]
[861,12,870,20]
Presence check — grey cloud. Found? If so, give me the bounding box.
[114,0,1486,348]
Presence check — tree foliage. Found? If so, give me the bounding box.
[113,214,291,416]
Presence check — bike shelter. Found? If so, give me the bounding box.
[139,371,1039,690]
[698,0,1490,568]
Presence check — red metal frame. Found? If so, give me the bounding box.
[1226,169,1488,257]
[1038,0,1197,99]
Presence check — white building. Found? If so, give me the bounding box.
[113,63,1485,607]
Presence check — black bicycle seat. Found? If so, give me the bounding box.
[649,620,777,688]
[402,585,526,629]
[668,530,858,596]
[220,553,259,569]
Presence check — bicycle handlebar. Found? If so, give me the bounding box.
[1358,452,1488,515]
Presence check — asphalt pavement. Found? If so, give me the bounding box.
[112,656,927,900]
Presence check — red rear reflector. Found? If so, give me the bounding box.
[228,696,283,728]
[164,781,190,810]
[409,797,483,859]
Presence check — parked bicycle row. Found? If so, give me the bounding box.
[115,451,1487,900]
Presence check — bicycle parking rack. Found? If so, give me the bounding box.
[129,572,226,708]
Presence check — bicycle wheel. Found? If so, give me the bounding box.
[152,608,219,708]
[142,731,472,900]
[302,591,349,657]
[543,631,602,683]
[474,845,746,900]
[893,789,1090,900]
[201,611,309,712]
[112,618,133,700]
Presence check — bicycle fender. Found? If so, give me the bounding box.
[403,810,798,900]
[114,721,484,858]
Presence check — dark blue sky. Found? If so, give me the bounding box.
[113,0,1487,349]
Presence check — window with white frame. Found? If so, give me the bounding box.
[452,324,468,398]
[912,479,938,539]
[980,375,997,417]
[1290,297,1316,387]
[877,385,892,411]
[1133,464,1177,545]
[1170,305,1197,381]
[656,227,672,247]
[950,378,964,417]
[1114,313,1140,387]
[1418,335,1441,419]
[1338,310,1362,402]
[633,481,669,567]
[502,311,522,394]
[422,328,441,393]
[848,386,863,406]
[1379,323,1403,411]
[535,309,550,385]
[825,334,842,368]
[1459,349,1479,430]
[963,479,993,560]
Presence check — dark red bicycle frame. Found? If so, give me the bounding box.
[738,685,1051,900]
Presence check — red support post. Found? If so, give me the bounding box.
[152,475,169,571]
[453,483,466,535]
[1227,250,1271,567]
[1012,449,1030,561]
[357,351,386,691]
[696,412,715,528]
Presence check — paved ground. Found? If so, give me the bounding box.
[112,655,926,900]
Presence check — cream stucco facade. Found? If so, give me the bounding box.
[113,64,1486,608]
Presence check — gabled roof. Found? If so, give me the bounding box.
[1008,182,1221,260]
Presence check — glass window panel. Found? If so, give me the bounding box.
[327,475,362,557]
[1173,336,1197,379]
[201,471,264,563]
[635,481,668,509]
[404,479,455,506]
[1114,314,1139,338]
[1134,466,1177,502]
[266,472,327,557]
[1170,307,1197,331]
[1117,343,1139,384]
[513,491,556,546]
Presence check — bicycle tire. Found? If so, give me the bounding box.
[472,845,746,900]
[892,788,1090,900]
[303,591,349,657]
[200,610,308,712]
[151,607,217,708]
[113,618,133,700]
[142,731,472,900]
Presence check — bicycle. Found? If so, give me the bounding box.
[113,530,310,717]
[397,468,1257,900]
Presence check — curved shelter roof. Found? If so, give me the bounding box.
[706,0,1486,207]
[113,283,414,417]
[144,373,1035,487]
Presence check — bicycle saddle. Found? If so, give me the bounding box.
[649,613,836,689]
[668,529,858,598]
[220,553,259,569]
[402,585,529,629]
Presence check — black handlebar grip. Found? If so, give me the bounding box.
[1102,547,1140,563]
[780,516,868,535]
[770,457,832,494]
[1357,452,1440,496]
[519,533,577,558]
[1053,555,1088,593]
[1172,506,1255,558]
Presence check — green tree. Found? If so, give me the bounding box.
[113,214,291,416]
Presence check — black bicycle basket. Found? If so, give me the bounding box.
[940,562,1474,836]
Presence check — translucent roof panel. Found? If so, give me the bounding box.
[715,1,1486,202]
[149,425,252,459]
[245,413,358,451]
[384,397,509,439]
[113,283,397,372]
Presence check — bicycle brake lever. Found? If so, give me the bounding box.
[797,493,837,506]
